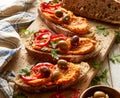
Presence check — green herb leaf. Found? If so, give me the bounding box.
[20,29,34,38]
[114,30,120,43]
[95,25,109,36]
[41,47,49,51]
[13,92,27,98]
[51,49,59,60]
[91,69,110,86]
[19,67,31,76]
[91,60,103,69]
[50,41,57,49]
[109,55,120,63]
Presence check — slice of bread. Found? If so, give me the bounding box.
[38,5,95,38]
[62,0,120,24]
[14,62,90,93]
[25,35,101,63]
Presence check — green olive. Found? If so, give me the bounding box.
[55,10,63,18]
[62,14,70,24]
[57,59,68,70]
[93,91,106,98]
[51,69,61,81]
[57,40,68,50]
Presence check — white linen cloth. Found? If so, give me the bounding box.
[0,0,39,97]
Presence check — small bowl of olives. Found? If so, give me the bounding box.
[80,85,120,98]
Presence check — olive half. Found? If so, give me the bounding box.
[55,10,63,18]
[40,66,51,78]
[51,69,61,81]
[57,59,68,70]
[62,14,70,24]
[57,40,68,51]
[71,35,79,46]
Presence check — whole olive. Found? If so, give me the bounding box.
[71,35,79,46]
[40,66,51,78]
[55,10,63,18]
[93,91,106,98]
[57,40,68,50]
[57,59,68,70]
[62,14,70,24]
[51,69,61,81]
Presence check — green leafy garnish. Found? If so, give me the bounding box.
[20,29,34,37]
[50,41,57,49]
[114,30,120,43]
[109,54,120,63]
[51,49,59,60]
[41,47,49,51]
[91,60,103,69]
[19,67,31,76]
[13,92,27,98]
[96,25,109,36]
[91,69,110,86]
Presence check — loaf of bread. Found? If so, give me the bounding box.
[62,0,120,24]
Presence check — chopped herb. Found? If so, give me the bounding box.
[20,29,34,38]
[96,25,109,36]
[91,69,110,86]
[114,30,120,43]
[91,60,103,69]
[51,49,59,60]
[13,92,27,98]
[41,47,49,51]
[19,67,31,76]
[50,41,57,49]
[109,54,120,63]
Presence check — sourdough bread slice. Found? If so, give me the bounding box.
[14,62,90,93]
[62,0,120,24]
[38,8,95,38]
[25,37,102,63]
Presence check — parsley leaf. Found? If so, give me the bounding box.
[91,69,110,86]
[114,30,120,43]
[109,54,120,63]
[96,25,109,36]
[51,49,59,60]
[20,29,34,38]
[91,60,103,69]
[19,67,31,76]
[13,92,27,98]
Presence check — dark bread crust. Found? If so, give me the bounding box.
[14,62,90,93]
[62,0,120,24]
[25,37,102,63]
[38,8,95,38]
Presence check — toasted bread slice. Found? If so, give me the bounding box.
[14,62,90,93]
[38,2,95,37]
[25,33,101,63]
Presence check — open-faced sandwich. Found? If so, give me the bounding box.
[14,60,90,93]
[25,29,101,63]
[38,1,95,37]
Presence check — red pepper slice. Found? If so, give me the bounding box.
[51,34,67,40]
[41,2,61,9]
[49,88,79,98]
[41,2,61,14]
[21,75,37,82]
[35,31,51,48]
